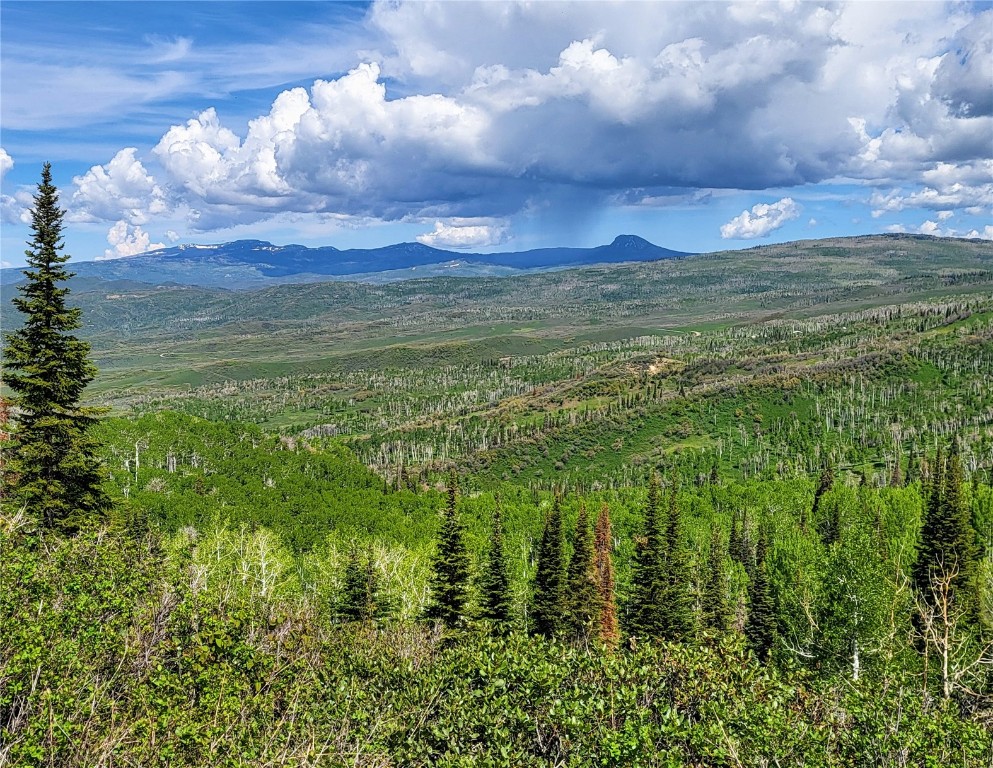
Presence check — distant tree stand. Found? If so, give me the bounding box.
[1,163,109,532]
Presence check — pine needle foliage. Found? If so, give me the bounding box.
[746,534,776,662]
[478,501,513,629]
[594,503,620,648]
[339,545,381,623]
[564,503,600,644]
[660,487,694,641]
[424,471,470,628]
[812,465,837,544]
[701,524,730,632]
[913,444,980,621]
[1,163,109,532]
[532,495,566,638]
[628,473,667,639]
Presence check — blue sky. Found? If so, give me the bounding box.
[1,1,991,267]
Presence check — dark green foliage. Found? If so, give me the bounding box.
[812,466,837,544]
[729,510,753,570]
[701,524,730,632]
[478,502,513,629]
[564,503,599,644]
[594,503,620,647]
[746,534,776,662]
[532,496,566,638]
[627,473,666,639]
[1,164,108,531]
[424,472,471,628]
[628,477,693,641]
[660,488,694,641]
[2,231,991,761]
[914,445,980,621]
[339,546,380,623]
[889,456,903,487]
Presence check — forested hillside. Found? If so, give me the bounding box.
[3,236,992,766]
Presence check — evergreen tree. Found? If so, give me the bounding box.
[478,501,513,629]
[701,523,730,632]
[2,163,109,532]
[730,510,754,570]
[340,546,380,623]
[564,503,599,644]
[424,471,470,628]
[532,495,566,638]
[889,456,903,488]
[660,488,694,641]
[746,534,776,662]
[594,503,619,648]
[914,445,979,620]
[628,473,667,639]
[812,465,838,544]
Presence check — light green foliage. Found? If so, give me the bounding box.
[93,411,438,552]
[2,525,989,766]
[817,502,891,680]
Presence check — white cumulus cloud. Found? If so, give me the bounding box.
[150,65,497,228]
[98,220,166,260]
[720,198,801,240]
[894,220,993,240]
[0,147,32,225]
[0,148,13,180]
[964,225,993,240]
[417,219,509,249]
[71,148,168,224]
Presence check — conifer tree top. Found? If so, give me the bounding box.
[2,163,108,531]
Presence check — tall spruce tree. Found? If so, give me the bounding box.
[811,465,834,538]
[594,503,620,648]
[660,487,694,641]
[532,495,566,637]
[340,545,381,623]
[701,524,730,632]
[564,503,600,644]
[913,445,979,621]
[479,501,513,629]
[424,471,470,628]
[2,163,108,532]
[628,473,667,639]
[813,465,840,545]
[746,534,776,662]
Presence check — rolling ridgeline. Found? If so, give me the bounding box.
[3,233,993,765]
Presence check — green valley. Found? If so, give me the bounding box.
[3,234,993,766]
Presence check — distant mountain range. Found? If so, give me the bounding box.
[1,235,689,290]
